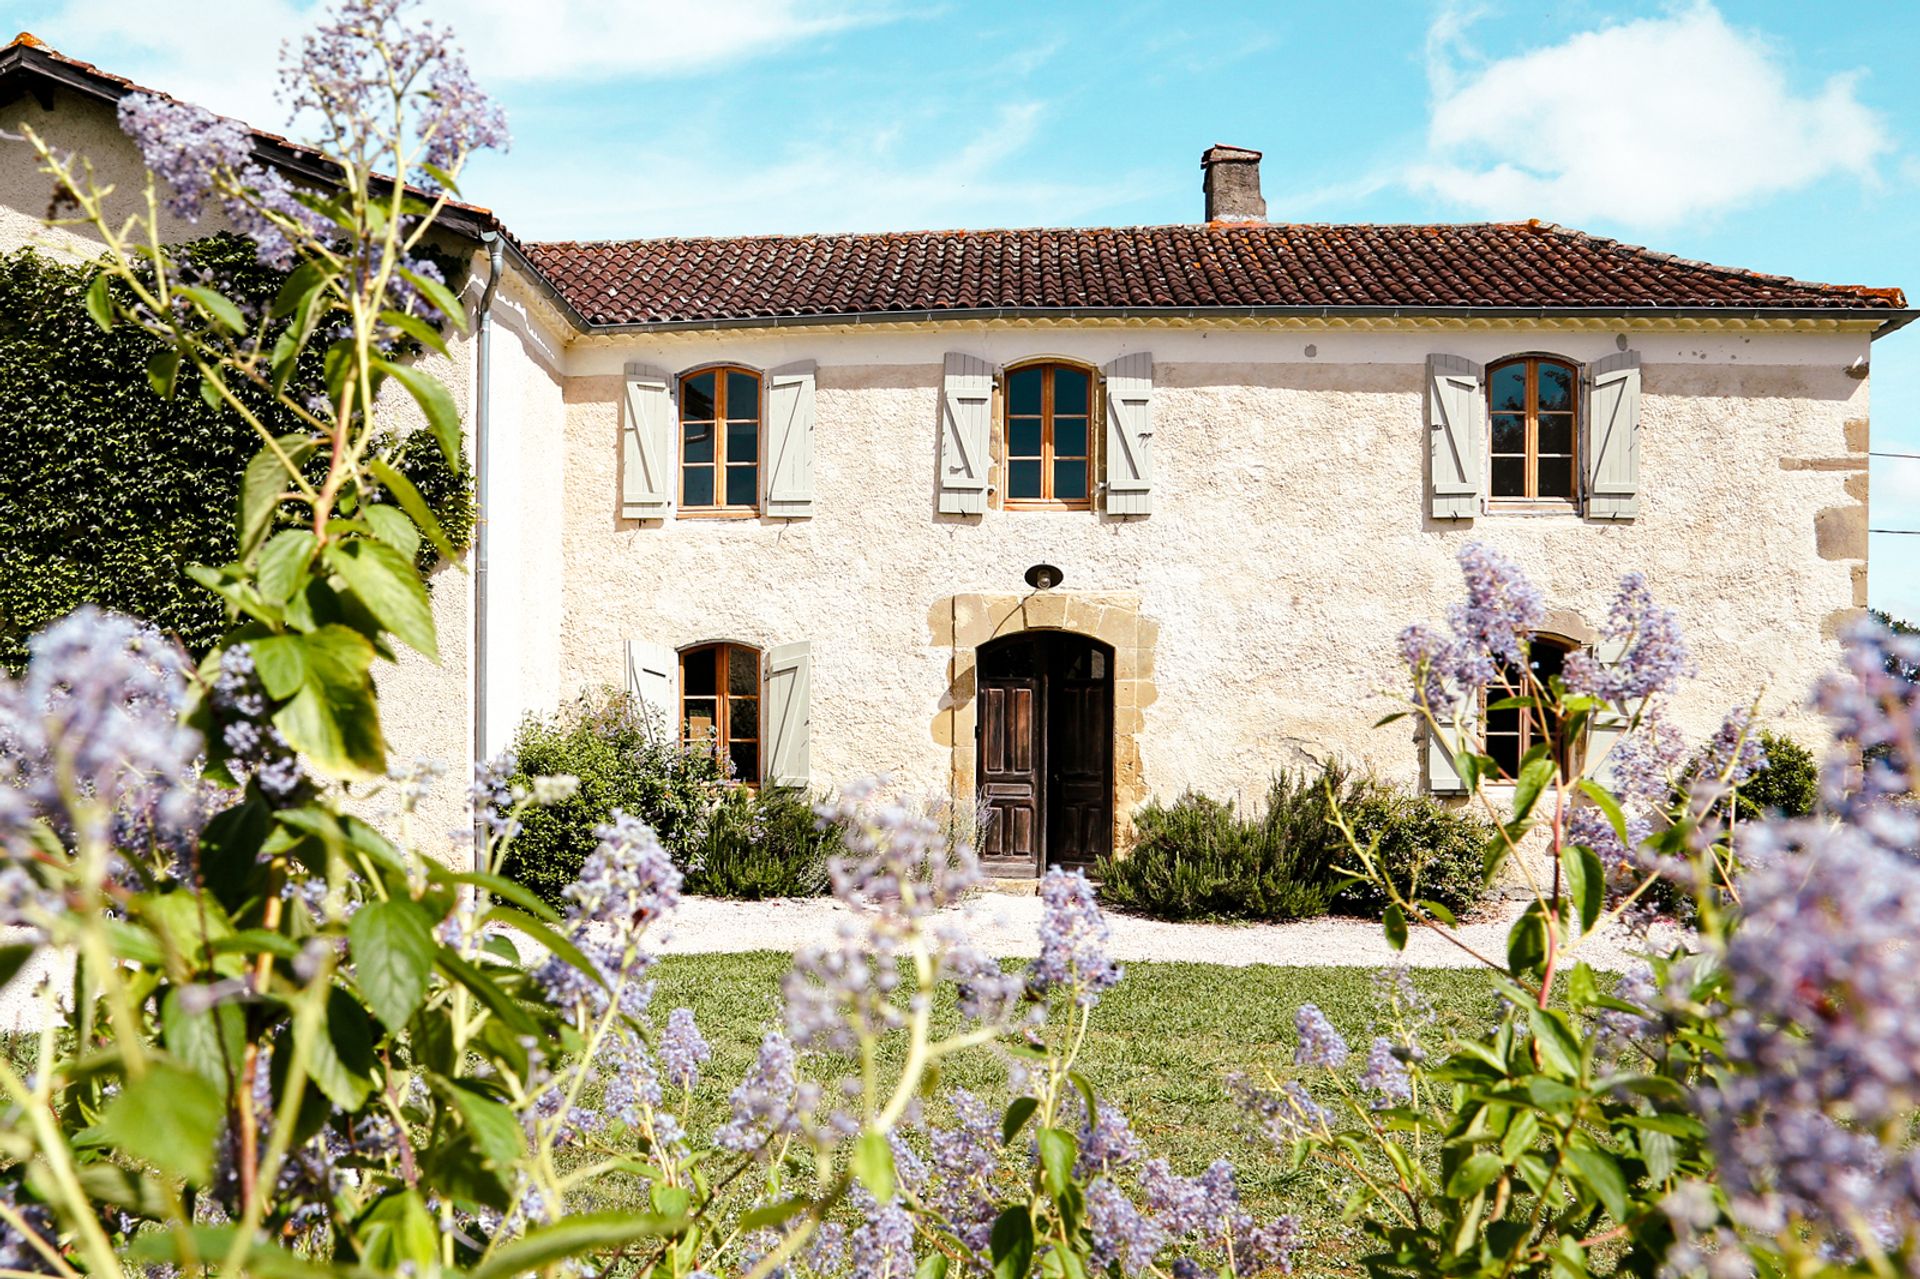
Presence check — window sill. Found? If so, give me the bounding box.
[1003,501,1094,512]
[677,507,760,520]
[1484,503,1583,518]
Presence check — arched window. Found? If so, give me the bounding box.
[1487,356,1578,506]
[1004,361,1093,509]
[680,366,760,513]
[1483,636,1574,778]
[680,642,760,781]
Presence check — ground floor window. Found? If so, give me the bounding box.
[681,642,759,781]
[1482,636,1573,778]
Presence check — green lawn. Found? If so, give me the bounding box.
[645,953,1501,1274]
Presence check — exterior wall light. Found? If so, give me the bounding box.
[1025,563,1063,590]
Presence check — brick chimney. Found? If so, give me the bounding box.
[1201,144,1265,223]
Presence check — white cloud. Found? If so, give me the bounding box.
[1405,1,1893,228]
[500,101,1154,239]
[21,0,893,129]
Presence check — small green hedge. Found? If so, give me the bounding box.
[501,688,837,908]
[1098,762,1493,923]
[0,235,472,667]
[1735,731,1817,821]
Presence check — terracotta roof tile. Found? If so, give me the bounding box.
[523,221,1906,328]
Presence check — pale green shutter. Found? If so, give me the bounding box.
[765,360,816,518]
[624,639,678,744]
[1428,354,1483,520]
[1102,351,1154,515]
[1585,351,1641,520]
[939,353,991,514]
[1425,717,1471,795]
[764,641,811,788]
[622,362,674,519]
[1583,636,1632,782]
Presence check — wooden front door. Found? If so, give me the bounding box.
[977,632,1113,872]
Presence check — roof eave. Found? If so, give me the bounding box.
[573,303,1920,338]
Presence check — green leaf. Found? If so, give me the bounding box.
[85,271,114,331]
[129,1226,339,1278]
[397,265,469,333]
[325,537,437,660]
[445,1080,525,1168]
[1568,1146,1629,1221]
[1507,906,1548,978]
[239,433,317,560]
[0,944,33,992]
[1562,842,1604,933]
[377,358,463,469]
[146,348,181,398]
[258,626,386,778]
[468,1212,685,1279]
[258,529,319,605]
[177,283,247,334]
[161,988,246,1097]
[1418,899,1457,926]
[425,866,560,922]
[349,898,437,1031]
[1001,1096,1039,1145]
[302,987,378,1111]
[93,1063,224,1184]
[1576,780,1631,846]
[1445,1152,1504,1197]
[368,457,458,561]
[737,1197,811,1232]
[363,503,422,561]
[990,1206,1035,1279]
[1383,904,1408,951]
[484,905,604,991]
[1037,1127,1077,1199]
[1566,962,1600,1008]
[436,949,537,1034]
[916,1252,952,1279]
[1511,753,1557,822]
[359,1188,439,1271]
[1528,1008,1584,1079]
[380,308,450,356]
[853,1129,896,1203]
[271,260,330,320]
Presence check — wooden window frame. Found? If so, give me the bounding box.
[678,365,762,518]
[1486,356,1580,512]
[1480,635,1577,780]
[679,642,762,784]
[1002,360,1096,512]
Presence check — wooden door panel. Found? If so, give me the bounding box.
[1047,652,1112,865]
[978,678,1040,864]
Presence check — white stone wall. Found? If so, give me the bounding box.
[529,323,1871,817]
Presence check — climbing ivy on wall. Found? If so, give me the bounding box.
[0,233,474,667]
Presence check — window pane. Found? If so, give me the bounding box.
[727,420,759,464]
[683,649,718,696]
[726,371,759,419]
[729,741,758,783]
[1009,418,1042,457]
[683,466,715,507]
[730,696,759,742]
[1008,459,1043,499]
[1537,363,1574,412]
[1537,414,1573,456]
[682,372,715,421]
[1486,730,1521,779]
[1491,413,1526,455]
[1008,367,1043,416]
[1053,367,1089,415]
[683,698,717,742]
[1536,456,1574,500]
[1491,457,1526,497]
[1490,363,1527,413]
[728,646,757,695]
[1054,459,1087,500]
[725,465,757,508]
[1054,416,1087,458]
[683,420,715,464]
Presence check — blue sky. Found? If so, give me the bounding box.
[19,0,1920,615]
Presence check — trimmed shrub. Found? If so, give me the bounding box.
[502,689,728,909]
[1734,730,1818,821]
[684,786,840,899]
[1098,762,1494,923]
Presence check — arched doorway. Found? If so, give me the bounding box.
[976,631,1114,872]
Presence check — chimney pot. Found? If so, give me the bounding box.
[1201,143,1265,223]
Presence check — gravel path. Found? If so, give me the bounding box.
[2,896,1677,1033]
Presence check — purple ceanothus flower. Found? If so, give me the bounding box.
[1813,617,1920,837]
[1073,1096,1143,1177]
[1358,1037,1412,1106]
[210,645,307,802]
[1397,543,1545,712]
[533,811,678,1014]
[1031,867,1123,1006]
[1690,707,1768,789]
[1089,1177,1170,1277]
[848,1188,915,1279]
[716,1030,815,1154]
[115,95,252,219]
[926,1089,1000,1255]
[1227,1072,1332,1145]
[1562,572,1694,703]
[660,1007,710,1090]
[1292,1003,1349,1069]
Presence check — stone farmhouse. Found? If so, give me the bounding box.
[2,35,1910,867]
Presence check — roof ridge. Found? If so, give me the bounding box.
[524,220,1533,252]
[1531,221,1905,305]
